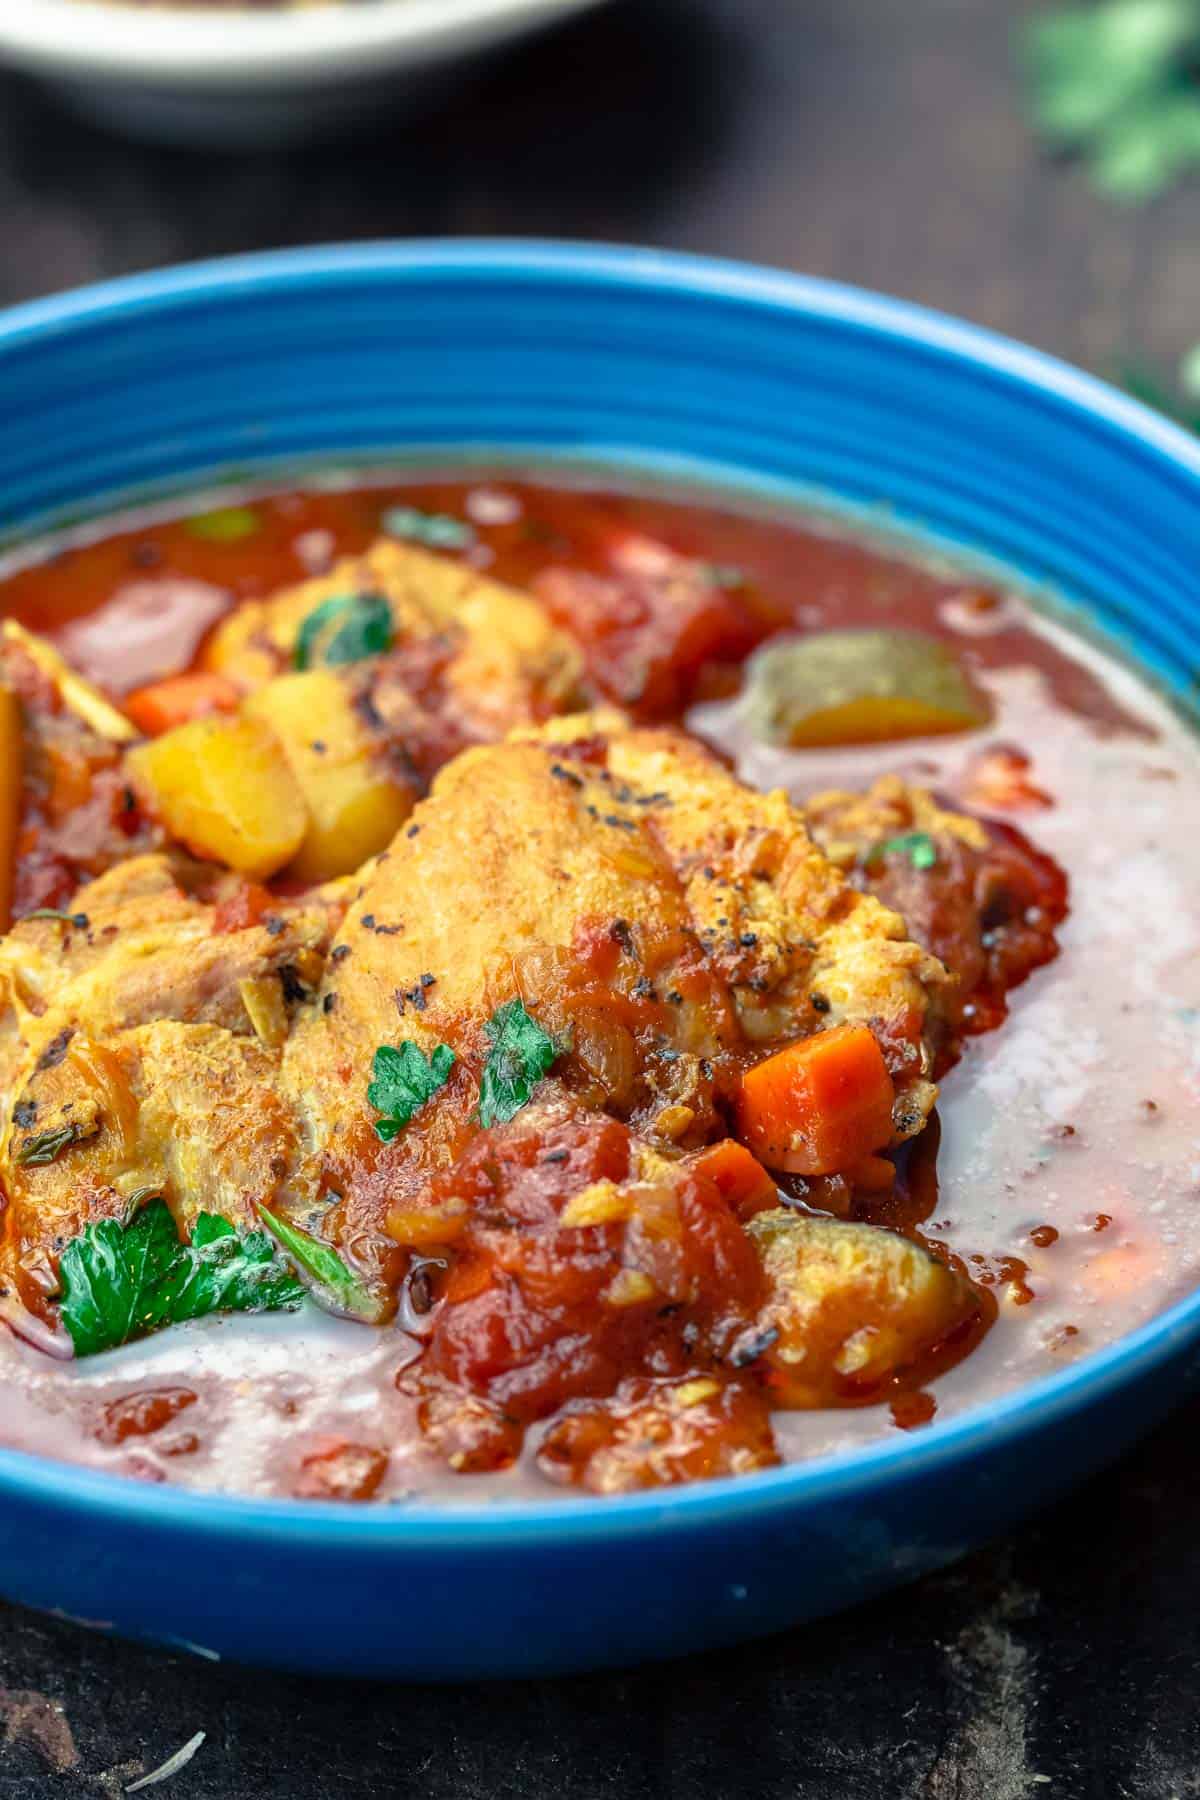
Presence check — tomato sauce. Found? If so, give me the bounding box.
[0,468,1196,1503]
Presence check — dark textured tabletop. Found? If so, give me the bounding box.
[0,2,1197,1794]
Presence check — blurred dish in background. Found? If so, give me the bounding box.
[0,0,610,148]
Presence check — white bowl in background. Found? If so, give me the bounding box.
[0,0,611,149]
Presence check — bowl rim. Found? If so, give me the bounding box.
[1,237,1199,1546]
[0,0,607,87]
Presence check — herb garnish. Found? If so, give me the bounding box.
[294,593,393,670]
[184,506,261,543]
[872,831,938,871]
[57,1200,304,1357]
[259,1208,385,1322]
[381,506,476,551]
[13,1121,89,1167]
[1022,0,1200,202]
[477,1000,558,1128]
[23,908,89,927]
[367,1040,455,1141]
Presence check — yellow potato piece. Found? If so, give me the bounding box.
[127,714,306,880]
[743,630,988,748]
[244,670,414,882]
[746,1210,978,1407]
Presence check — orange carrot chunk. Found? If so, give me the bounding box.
[735,1024,896,1176]
[689,1139,779,1218]
[125,672,241,737]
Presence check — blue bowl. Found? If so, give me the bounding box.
[1,242,1198,1679]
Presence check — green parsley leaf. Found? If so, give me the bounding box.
[1021,0,1200,201]
[57,1199,303,1357]
[477,1000,558,1128]
[13,1121,90,1167]
[184,506,261,543]
[367,1040,455,1141]
[874,831,938,871]
[294,593,393,670]
[258,1208,386,1323]
[381,505,476,551]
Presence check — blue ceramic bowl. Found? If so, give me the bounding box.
[1,243,1198,1679]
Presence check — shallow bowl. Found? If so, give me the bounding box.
[0,241,1198,1678]
[0,0,608,148]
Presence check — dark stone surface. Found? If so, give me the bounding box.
[0,1,1196,1792]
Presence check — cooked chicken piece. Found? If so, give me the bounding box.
[0,854,342,1317]
[1,1022,313,1319]
[203,537,587,746]
[0,723,955,1339]
[284,718,952,1257]
[745,1210,981,1408]
[806,776,988,868]
[806,774,1068,1043]
[0,854,342,1060]
[600,732,951,1113]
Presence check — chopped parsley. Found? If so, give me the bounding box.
[873,831,938,871]
[368,1040,455,1141]
[258,1208,385,1322]
[381,505,476,551]
[477,1000,557,1128]
[57,1200,303,1357]
[294,592,392,670]
[23,908,89,927]
[184,506,261,543]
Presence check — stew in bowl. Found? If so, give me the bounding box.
[0,468,1192,1505]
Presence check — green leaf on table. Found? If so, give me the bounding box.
[58,1199,304,1357]
[258,1208,386,1323]
[367,1040,455,1142]
[477,1000,558,1129]
[1021,0,1200,201]
[294,593,392,670]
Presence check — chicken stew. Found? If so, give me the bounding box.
[0,473,1193,1502]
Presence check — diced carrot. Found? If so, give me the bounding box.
[735,1024,896,1176]
[125,672,241,737]
[211,881,275,935]
[689,1139,778,1218]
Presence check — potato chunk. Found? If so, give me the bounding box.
[127,715,306,880]
[746,1210,979,1407]
[742,630,987,747]
[244,670,414,881]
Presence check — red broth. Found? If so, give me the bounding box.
[0,471,1196,1502]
